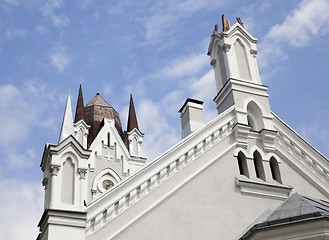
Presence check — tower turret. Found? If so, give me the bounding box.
[73,85,90,148]
[126,94,144,157]
[208,15,276,151]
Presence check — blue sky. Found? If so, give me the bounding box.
[1,0,329,239]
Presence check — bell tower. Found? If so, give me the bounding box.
[208,15,276,150]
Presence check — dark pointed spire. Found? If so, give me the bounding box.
[74,84,85,123]
[127,94,139,132]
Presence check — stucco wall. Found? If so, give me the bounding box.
[114,143,328,240]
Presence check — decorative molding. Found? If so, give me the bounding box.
[273,114,329,185]
[260,129,277,152]
[77,168,88,179]
[210,59,216,67]
[42,178,48,190]
[250,49,258,56]
[233,123,251,149]
[50,165,61,176]
[222,43,231,52]
[236,176,293,200]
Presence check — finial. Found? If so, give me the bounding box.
[221,14,230,32]
[215,24,218,32]
[236,17,244,28]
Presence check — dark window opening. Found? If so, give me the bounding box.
[253,151,266,181]
[237,151,249,178]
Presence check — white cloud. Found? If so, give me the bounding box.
[41,0,70,28]
[189,70,216,102]
[161,90,186,115]
[259,0,329,70]
[0,81,63,169]
[5,28,25,39]
[122,44,216,161]
[4,147,36,169]
[51,14,70,28]
[108,0,226,44]
[49,45,71,72]
[188,70,217,123]
[102,84,112,96]
[76,0,92,9]
[41,0,63,16]
[3,0,19,6]
[300,123,329,155]
[0,179,43,240]
[267,0,329,48]
[35,25,49,34]
[160,53,208,79]
[137,99,180,161]
[93,10,99,20]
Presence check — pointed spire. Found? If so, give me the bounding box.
[58,90,74,143]
[74,84,85,123]
[127,94,139,132]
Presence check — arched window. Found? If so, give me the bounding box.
[253,151,266,181]
[234,38,251,80]
[131,136,138,156]
[237,151,249,178]
[61,158,75,204]
[247,101,264,131]
[270,157,282,183]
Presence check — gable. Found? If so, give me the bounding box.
[84,106,329,240]
[87,117,146,202]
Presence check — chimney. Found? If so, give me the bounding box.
[179,98,204,139]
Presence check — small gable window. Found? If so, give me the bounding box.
[237,151,249,178]
[107,132,110,147]
[253,151,266,181]
[270,157,282,183]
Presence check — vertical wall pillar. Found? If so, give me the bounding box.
[78,168,88,210]
[222,44,232,80]
[49,165,61,209]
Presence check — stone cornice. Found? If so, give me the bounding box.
[236,176,293,200]
[49,135,91,158]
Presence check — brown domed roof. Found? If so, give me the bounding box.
[84,93,123,148]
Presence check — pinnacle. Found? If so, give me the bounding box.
[74,84,85,123]
[127,94,139,132]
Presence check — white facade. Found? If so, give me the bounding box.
[37,17,329,240]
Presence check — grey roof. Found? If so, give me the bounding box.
[240,193,329,240]
[267,192,329,221]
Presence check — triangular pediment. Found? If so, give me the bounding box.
[86,106,237,239]
[223,22,258,43]
[85,106,329,239]
[40,135,91,170]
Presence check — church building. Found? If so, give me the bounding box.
[37,16,329,240]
